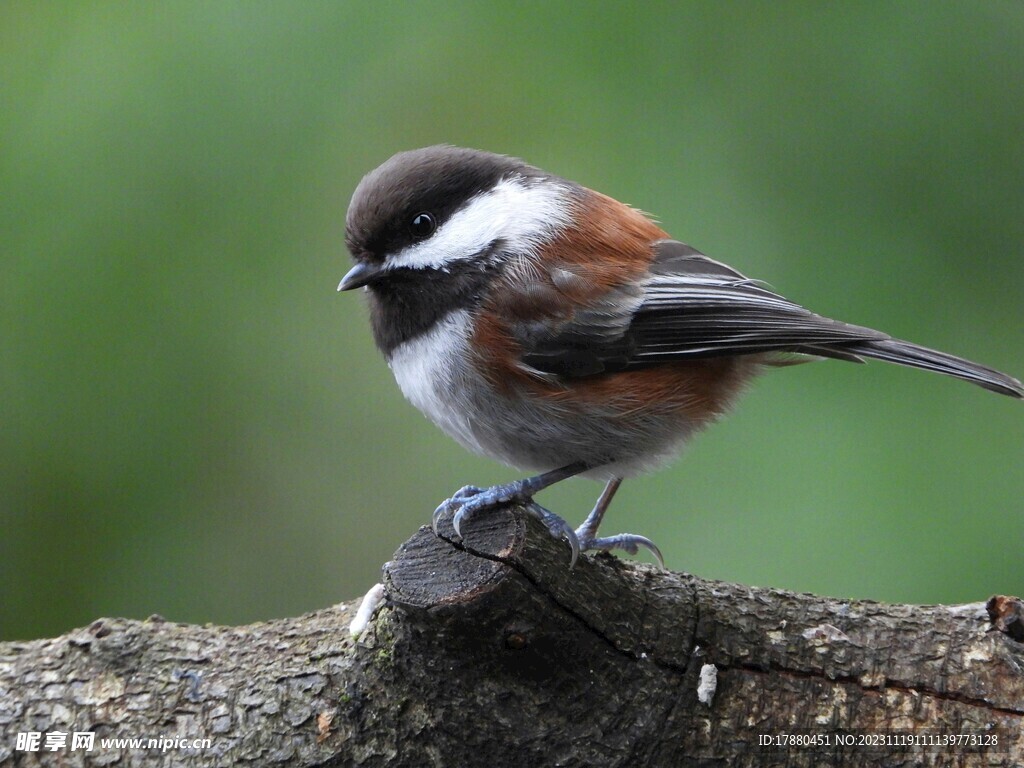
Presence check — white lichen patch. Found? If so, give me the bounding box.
[697,663,718,707]
[349,583,386,637]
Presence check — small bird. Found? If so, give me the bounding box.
[339,145,1023,568]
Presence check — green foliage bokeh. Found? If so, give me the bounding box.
[3,2,1022,641]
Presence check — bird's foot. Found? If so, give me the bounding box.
[431,467,661,570]
[432,482,582,567]
[431,480,532,537]
[575,530,665,569]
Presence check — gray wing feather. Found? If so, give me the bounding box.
[522,240,885,374]
[520,240,1024,398]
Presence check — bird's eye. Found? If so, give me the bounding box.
[409,212,436,239]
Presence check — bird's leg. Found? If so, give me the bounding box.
[433,462,589,565]
[574,478,665,568]
[573,477,622,543]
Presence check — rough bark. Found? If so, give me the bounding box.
[2,507,1022,767]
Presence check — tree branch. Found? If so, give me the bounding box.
[2,508,1022,767]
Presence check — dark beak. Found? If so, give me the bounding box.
[337,261,384,291]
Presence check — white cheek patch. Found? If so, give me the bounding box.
[385,176,573,271]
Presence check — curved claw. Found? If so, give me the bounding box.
[523,501,581,569]
[431,500,450,536]
[451,506,469,538]
[566,531,581,570]
[578,532,666,569]
[431,484,504,538]
[630,535,665,569]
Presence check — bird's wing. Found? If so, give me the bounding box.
[519,240,887,377]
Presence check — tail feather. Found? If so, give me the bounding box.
[848,338,1024,399]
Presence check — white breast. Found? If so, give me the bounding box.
[387,310,486,456]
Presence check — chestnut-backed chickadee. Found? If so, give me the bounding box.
[339,145,1023,568]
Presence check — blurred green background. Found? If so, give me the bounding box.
[3,2,1022,641]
